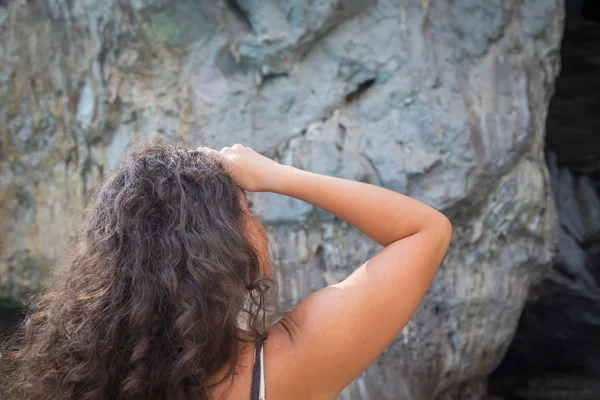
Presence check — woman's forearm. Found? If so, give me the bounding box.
[270,165,450,247]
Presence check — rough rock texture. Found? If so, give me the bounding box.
[490,3,600,398]
[490,156,600,400]
[0,0,564,398]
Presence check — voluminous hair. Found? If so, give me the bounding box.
[1,144,273,399]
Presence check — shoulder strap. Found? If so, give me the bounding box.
[250,339,264,400]
[259,342,266,400]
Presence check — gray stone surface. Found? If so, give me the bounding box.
[0,0,564,398]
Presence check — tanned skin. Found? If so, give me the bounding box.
[209,144,452,400]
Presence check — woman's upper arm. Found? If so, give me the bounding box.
[269,218,452,398]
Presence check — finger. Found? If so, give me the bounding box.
[219,146,231,153]
[232,143,243,149]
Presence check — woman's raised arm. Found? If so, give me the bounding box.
[220,144,452,399]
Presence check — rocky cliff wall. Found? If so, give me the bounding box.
[0,1,564,398]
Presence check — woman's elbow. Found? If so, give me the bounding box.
[432,212,452,249]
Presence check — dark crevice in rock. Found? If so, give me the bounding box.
[559,221,583,248]
[582,0,600,21]
[314,245,327,273]
[361,153,383,187]
[544,1,600,174]
[257,71,290,91]
[345,78,375,103]
[224,0,252,32]
[337,123,347,150]
[262,72,289,82]
[490,0,600,399]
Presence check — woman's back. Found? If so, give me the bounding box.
[1,144,452,400]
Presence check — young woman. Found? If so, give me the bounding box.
[2,143,452,400]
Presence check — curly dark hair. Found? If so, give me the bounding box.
[1,144,274,399]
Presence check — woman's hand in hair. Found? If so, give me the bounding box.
[219,144,286,192]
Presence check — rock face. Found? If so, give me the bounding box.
[0,0,563,398]
[490,155,600,400]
